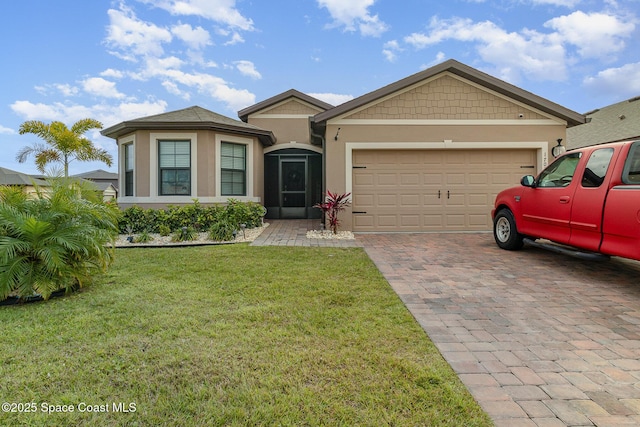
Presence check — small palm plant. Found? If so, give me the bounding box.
[314,190,351,234]
[0,178,119,301]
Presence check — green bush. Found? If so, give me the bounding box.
[0,178,119,300]
[134,229,153,243]
[158,224,171,237]
[172,226,196,242]
[118,200,264,234]
[208,220,236,241]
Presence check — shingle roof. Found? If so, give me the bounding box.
[101,106,276,146]
[312,59,585,127]
[238,89,334,122]
[71,169,118,180]
[567,96,640,149]
[0,167,49,186]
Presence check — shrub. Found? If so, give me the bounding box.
[134,229,153,243]
[208,220,236,241]
[314,191,351,234]
[158,224,171,237]
[0,178,119,300]
[172,226,196,242]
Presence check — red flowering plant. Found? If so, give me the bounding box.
[314,190,351,234]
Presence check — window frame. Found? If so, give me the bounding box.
[158,140,192,196]
[124,142,134,197]
[220,142,247,196]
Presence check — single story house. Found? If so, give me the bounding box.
[567,95,640,150]
[102,59,585,232]
[0,167,49,196]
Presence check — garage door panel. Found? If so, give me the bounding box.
[352,149,537,232]
[377,174,397,185]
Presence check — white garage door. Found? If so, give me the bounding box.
[352,149,537,232]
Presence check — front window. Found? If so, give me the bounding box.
[159,140,190,195]
[537,152,582,187]
[124,143,134,196]
[221,142,246,196]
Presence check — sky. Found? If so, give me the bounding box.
[1,0,639,175]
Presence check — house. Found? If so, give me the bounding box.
[0,167,49,196]
[71,169,119,202]
[567,96,640,150]
[102,59,585,232]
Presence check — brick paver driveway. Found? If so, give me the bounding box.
[359,233,640,427]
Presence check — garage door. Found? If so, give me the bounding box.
[352,149,537,232]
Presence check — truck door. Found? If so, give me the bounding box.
[518,152,581,245]
[600,141,640,260]
[568,147,615,251]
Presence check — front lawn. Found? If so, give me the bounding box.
[0,245,491,426]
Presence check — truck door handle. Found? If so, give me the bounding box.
[559,196,570,204]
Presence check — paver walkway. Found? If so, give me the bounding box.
[254,220,640,426]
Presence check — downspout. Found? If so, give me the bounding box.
[309,117,326,228]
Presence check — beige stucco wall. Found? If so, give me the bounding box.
[117,129,264,209]
[323,74,569,230]
[247,99,325,147]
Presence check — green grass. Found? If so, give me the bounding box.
[0,245,492,426]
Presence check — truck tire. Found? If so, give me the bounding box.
[493,209,524,250]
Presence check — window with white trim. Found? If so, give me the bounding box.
[124,143,134,196]
[159,140,191,195]
[221,142,246,196]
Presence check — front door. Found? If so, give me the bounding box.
[281,159,307,218]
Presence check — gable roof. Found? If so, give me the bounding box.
[238,89,334,122]
[71,169,118,180]
[312,59,585,127]
[101,106,276,146]
[567,96,640,149]
[0,167,49,186]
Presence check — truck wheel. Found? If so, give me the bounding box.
[493,209,524,250]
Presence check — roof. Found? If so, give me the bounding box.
[312,59,585,127]
[101,105,276,146]
[0,167,49,186]
[567,96,640,149]
[238,89,334,122]
[71,169,118,180]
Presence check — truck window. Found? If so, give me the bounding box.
[581,148,614,188]
[537,152,582,187]
[622,141,640,184]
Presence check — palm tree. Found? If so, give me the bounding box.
[17,118,112,177]
[0,178,119,300]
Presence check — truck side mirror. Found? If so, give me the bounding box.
[521,175,536,187]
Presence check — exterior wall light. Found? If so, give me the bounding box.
[552,138,566,158]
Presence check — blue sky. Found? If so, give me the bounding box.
[1,0,639,175]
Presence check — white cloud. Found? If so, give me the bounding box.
[82,77,126,99]
[136,0,254,31]
[405,17,568,82]
[583,62,640,97]
[171,23,211,49]
[382,40,401,62]
[105,5,173,61]
[420,52,447,70]
[223,32,245,46]
[545,11,635,59]
[317,0,388,37]
[234,60,261,80]
[11,99,168,129]
[307,92,354,106]
[0,125,15,135]
[100,68,125,79]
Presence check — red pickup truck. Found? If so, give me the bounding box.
[492,140,640,261]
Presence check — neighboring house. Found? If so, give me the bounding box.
[567,96,640,150]
[102,59,585,232]
[71,169,119,202]
[0,167,50,196]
